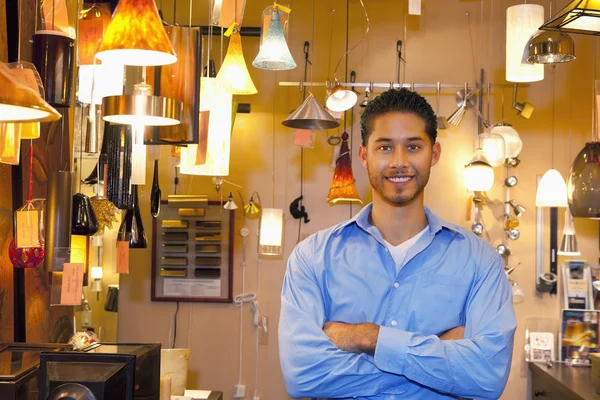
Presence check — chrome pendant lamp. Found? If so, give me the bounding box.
[282,93,340,130]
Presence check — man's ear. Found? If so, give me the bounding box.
[431,141,441,167]
[358,144,368,169]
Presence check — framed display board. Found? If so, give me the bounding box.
[151,200,234,303]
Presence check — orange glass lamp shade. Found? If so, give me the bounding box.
[216,32,258,95]
[328,132,362,204]
[0,63,61,123]
[96,0,177,66]
[180,77,233,176]
[0,123,22,165]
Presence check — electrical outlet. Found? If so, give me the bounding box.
[233,384,246,399]
[259,316,269,346]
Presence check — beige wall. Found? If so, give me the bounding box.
[116,1,600,399]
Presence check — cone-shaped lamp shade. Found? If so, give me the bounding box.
[223,193,238,210]
[179,77,233,176]
[491,123,523,158]
[536,169,568,207]
[540,0,600,35]
[244,200,261,218]
[476,132,506,167]
[118,184,147,248]
[464,150,495,192]
[72,193,100,236]
[0,62,61,123]
[216,32,257,95]
[259,208,283,256]
[558,208,581,256]
[567,141,600,218]
[282,93,340,130]
[328,132,362,204]
[506,4,545,82]
[326,84,358,112]
[96,0,177,66]
[528,30,576,64]
[252,11,296,71]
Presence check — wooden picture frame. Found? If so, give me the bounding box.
[151,200,234,303]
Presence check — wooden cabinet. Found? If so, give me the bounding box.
[530,362,600,400]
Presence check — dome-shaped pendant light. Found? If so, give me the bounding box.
[491,123,523,159]
[476,131,506,167]
[464,149,495,192]
[528,30,575,64]
[96,0,177,66]
[536,169,568,207]
[217,30,258,95]
[252,8,296,71]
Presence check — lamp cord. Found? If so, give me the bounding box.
[332,0,369,80]
[551,65,555,168]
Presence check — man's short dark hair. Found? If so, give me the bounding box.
[360,88,438,146]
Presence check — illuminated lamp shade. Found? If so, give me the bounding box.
[540,0,600,36]
[476,132,506,167]
[464,150,495,192]
[259,208,284,256]
[491,123,523,158]
[77,64,125,105]
[78,2,112,65]
[567,141,600,218]
[558,208,580,256]
[0,62,61,123]
[216,32,258,95]
[536,169,568,207]
[179,77,233,176]
[91,266,103,292]
[130,126,147,185]
[506,4,545,82]
[7,62,44,138]
[326,83,358,112]
[0,123,22,165]
[102,82,182,126]
[328,132,362,204]
[252,10,296,71]
[95,0,177,66]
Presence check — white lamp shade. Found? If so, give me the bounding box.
[464,150,495,192]
[491,124,523,158]
[259,208,283,256]
[180,77,233,176]
[91,266,103,279]
[130,143,147,185]
[476,132,506,167]
[536,168,568,207]
[77,64,124,105]
[326,88,358,112]
[506,4,545,82]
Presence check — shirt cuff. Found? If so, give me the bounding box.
[373,326,412,375]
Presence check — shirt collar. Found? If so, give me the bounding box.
[333,203,465,238]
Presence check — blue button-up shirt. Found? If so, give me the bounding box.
[279,204,516,400]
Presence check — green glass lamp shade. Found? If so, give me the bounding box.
[567,141,600,219]
[252,11,296,71]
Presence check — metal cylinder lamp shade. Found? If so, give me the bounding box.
[44,171,74,272]
[102,94,183,126]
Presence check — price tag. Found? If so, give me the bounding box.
[294,130,314,148]
[78,18,104,65]
[16,210,39,248]
[116,240,129,274]
[409,0,421,15]
[60,263,84,305]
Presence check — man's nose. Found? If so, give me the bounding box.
[390,148,408,168]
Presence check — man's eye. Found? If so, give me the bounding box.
[378,145,392,152]
[407,145,420,151]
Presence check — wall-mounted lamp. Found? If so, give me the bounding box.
[507,199,527,217]
[512,84,535,119]
[91,266,103,297]
[259,208,284,256]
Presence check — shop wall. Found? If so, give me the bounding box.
[118,1,600,399]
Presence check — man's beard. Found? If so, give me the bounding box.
[367,166,429,206]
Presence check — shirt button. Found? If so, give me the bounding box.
[391,320,397,327]
[393,282,399,288]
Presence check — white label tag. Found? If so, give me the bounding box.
[409,0,421,15]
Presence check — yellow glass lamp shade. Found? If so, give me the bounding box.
[217,32,258,95]
[96,0,177,66]
[179,77,233,176]
[0,123,22,165]
[506,4,545,82]
[244,200,261,218]
[536,168,568,207]
[540,0,600,35]
[0,62,61,123]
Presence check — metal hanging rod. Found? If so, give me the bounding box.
[279,81,526,92]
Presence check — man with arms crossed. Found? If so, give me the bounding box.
[279,89,516,399]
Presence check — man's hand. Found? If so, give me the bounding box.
[438,326,465,341]
[323,322,380,355]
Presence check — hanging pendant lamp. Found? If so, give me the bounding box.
[217,31,258,95]
[328,132,362,204]
[464,149,495,192]
[506,4,545,82]
[476,131,506,167]
[558,208,581,256]
[118,184,147,248]
[540,0,600,36]
[282,93,340,130]
[536,169,568,207]
[528,30,576,64]
[491,123,523,159]
[72,192,100,236]
[0,62,61,123]
[568,141,600,218]
[96,0,177,66]
[252,9,296,71]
